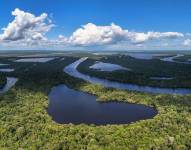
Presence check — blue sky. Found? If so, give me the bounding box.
[0,0,191,50]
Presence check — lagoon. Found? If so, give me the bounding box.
[48,85,157,125]
[89,61,130,72]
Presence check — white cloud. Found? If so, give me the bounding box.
[128,32,183,44]
[183,39,191,46]
[0,8,54,43]
[68,23,126,46]
[66,23,184,45]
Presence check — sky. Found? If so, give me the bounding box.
[0,0,191,51]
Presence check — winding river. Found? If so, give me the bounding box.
[64,57,191,95]
[160,54,191,64]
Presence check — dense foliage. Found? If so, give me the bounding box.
[78,55,191,88]
[0,73,6,88]
[0,55,190,149]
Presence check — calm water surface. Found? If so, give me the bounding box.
[48,85,157,125]
[150,77,174,80]
[89,61,130,71]
[0,68,14,72]
[126,53,169,60]
[14,57,55,63]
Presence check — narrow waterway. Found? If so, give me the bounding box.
[0,77,18,94]
[160,54,191,64]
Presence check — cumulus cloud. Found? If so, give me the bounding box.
[0,8,54,43]
[65,23,184,46]
[183,39,191,46]
[128,31,183,44]
[68,23,126,46]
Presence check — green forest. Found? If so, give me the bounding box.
[0,73,6,88]
[0,55,190,149]
[78,55,191,88]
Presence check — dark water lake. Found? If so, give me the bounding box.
[48,85,157,125]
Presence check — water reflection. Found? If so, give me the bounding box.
[14,57,56,63]
[0,69,14,72]
[89,61,130,72]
